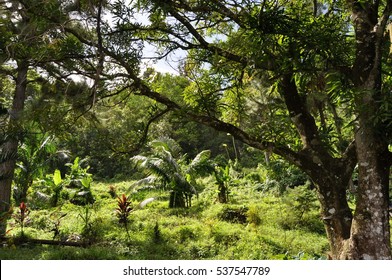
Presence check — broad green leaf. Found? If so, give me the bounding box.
[53,169,62,186]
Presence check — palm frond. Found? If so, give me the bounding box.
[137,197,155,209]
[146,162,171,185]
[186,150,213,175]
[150,137,182,156]
[130,138,210,207]
[161,149,181,173]
[130,155,148,166]
[150,140,171,153]
[132,175,159,187]
[127,175,155,194]
[38,135,53,151]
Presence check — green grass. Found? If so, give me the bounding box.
[1,177,330,260]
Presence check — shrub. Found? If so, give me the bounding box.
[246,205,262,226]
[108,185,117,198]
[278,184,322,231]
[218,205,248,224]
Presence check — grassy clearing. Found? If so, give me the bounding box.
[1,177,330,260]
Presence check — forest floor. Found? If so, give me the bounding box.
[1,176,332,260]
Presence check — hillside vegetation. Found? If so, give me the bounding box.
[1,166,330,260]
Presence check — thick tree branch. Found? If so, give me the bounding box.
[64,22,330,172]
[91,0,105,106]
[110,107,172,155]
[279,73,323,151]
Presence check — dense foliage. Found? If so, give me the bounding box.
[1,172,331,260]
[0,0,392,259]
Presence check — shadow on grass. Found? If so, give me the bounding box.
[0,236,184,260]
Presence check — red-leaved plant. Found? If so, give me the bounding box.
[116,194,132,224]
[14,202,30,237]
[116,194,133,239]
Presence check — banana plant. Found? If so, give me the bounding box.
[65,157,95,206]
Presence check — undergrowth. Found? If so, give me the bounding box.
[1,176,330,260]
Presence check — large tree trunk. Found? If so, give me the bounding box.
[302,148,390,259]
[342,0,392,259]
[277,71,357,259]
[0,61,28,236]
[315,177,353,259]
[345,125,391,259]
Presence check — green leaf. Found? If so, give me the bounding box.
[81,176,92,188]
[53,169,62,186]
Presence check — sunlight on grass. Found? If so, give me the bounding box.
[1,176,331,260]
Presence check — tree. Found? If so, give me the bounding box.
[64,0,390,259]
[0,0,91,235]
[131,139,211,208]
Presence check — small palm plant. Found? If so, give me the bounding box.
[13,134,59,204]
[131,139,212,208]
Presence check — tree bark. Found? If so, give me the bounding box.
[342,0,392,259]
[0,61,28,236]
[218,183,228,203]
[346,125,391,259]
[314,175,353,259]
[348,43,391,259]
